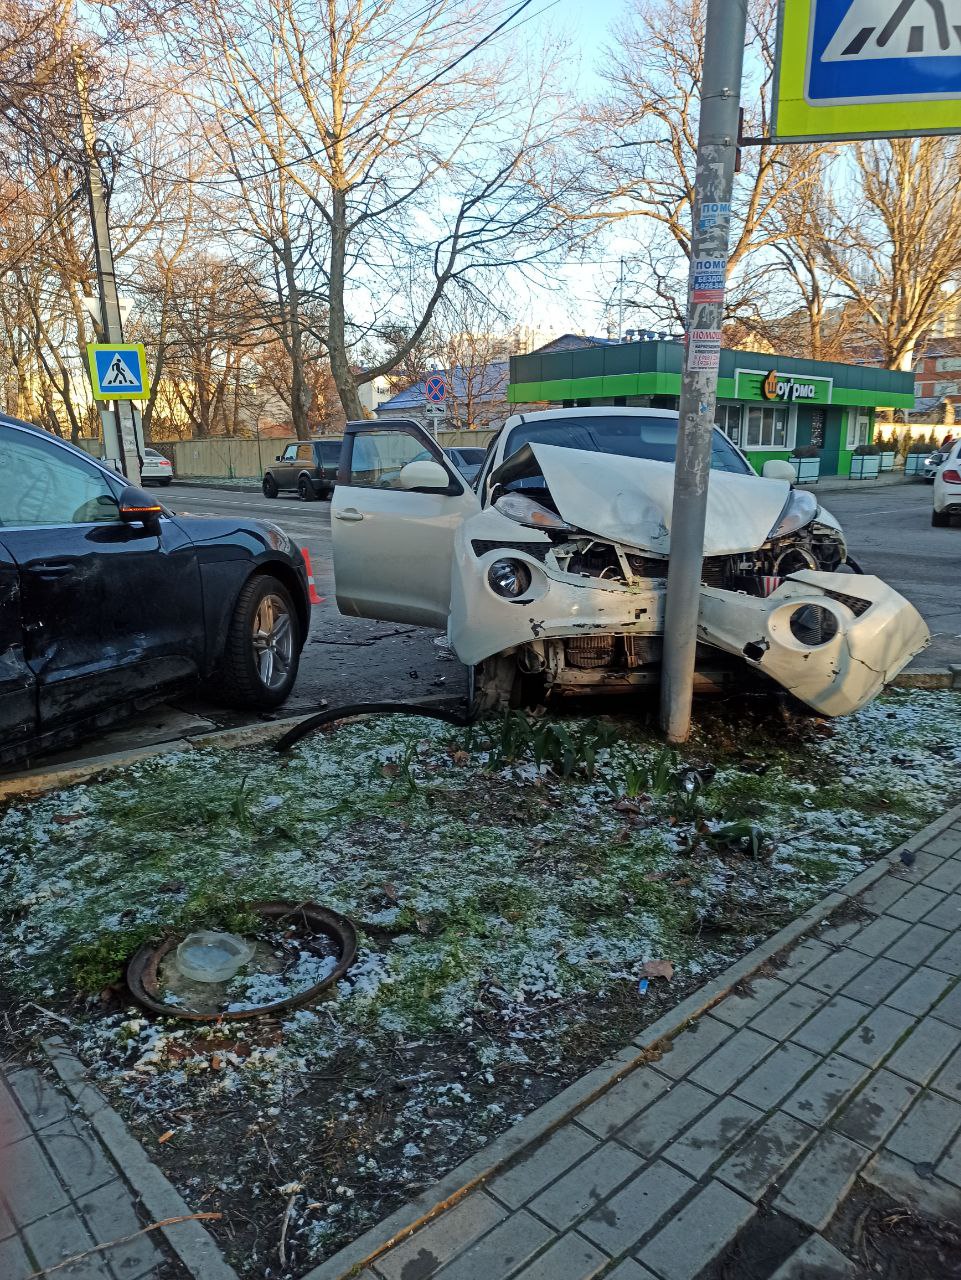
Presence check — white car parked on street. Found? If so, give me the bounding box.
[932,439,961,526]
[141,447,173,486]
[331,409,929,718]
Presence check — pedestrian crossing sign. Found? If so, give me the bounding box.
[86,343,150,400]
[774,0,961,141]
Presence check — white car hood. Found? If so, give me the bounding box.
[527,443,792,556]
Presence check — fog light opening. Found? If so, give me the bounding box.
[488,558,532,599]
[789,604,839,647]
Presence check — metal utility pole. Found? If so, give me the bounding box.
[617,258,625,341]
[74,50,141,485]
[659,0,748,744]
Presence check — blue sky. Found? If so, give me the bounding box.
[555,0,624,68]
[507,0,642,337]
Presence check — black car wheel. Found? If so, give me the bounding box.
[298,475,317,502]
[467,655,545,716]
[932,509,951,527]
[263,474,279,498]
[213,575,301,709]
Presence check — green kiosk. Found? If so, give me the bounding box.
[507,341,914,478]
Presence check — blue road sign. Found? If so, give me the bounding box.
[86,343,149,400]
[809,0,961,104]
[776,0,961,139]
[425,373,447,404]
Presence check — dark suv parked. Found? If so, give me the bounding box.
[0,415,310,767]
[262,438,342,501]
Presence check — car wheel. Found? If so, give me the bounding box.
[932,509,951,527]
[836,556,864,574]
[213,575,301,709]
[298,476,317,502]
[262,474,279,499]
[467,655,545,717]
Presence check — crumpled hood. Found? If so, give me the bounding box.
[526,443,793,555]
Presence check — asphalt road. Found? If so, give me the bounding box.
[163,483,464,719]
[159,478,958,725]
[815,482,960,668]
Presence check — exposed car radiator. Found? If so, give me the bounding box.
[565,636,614,668]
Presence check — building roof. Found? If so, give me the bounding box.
[509,339,916,409]
[534,333,618,353]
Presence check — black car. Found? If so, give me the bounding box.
[262,437,342,501]
[0,416,310,766]
[445,446,487,485]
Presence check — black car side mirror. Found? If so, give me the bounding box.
[275,455,281,462]
[118,485,163,533]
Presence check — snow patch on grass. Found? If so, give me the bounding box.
[2,692,959,1273]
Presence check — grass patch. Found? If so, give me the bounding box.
[1,690,960,1277]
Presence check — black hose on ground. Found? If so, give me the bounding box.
[274,701,474,754]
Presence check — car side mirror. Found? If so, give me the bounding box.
[274,455,281,462]
[398,459,452,491]
[118,485,163,532]
[762,460,798,483]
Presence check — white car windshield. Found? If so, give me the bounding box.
[503,415,751,476]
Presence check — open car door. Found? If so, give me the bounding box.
[332,420,480,628]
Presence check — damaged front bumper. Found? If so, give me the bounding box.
[698,571,929,717]
[450,541,929,716]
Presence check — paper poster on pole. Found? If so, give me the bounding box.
[687,330,722,370]
[692,258,727,304]
[774,0,961,141]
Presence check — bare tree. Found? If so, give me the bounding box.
[807,140,961,370]
[559,0,826,333]
[146,252,268,438]
[425,288,512,427]
[132,0,568,420]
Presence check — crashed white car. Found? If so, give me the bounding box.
[331,409,929,717]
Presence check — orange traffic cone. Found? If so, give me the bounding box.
[301,547,324,604]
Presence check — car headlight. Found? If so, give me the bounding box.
[262,522,291,552]
[768,490,818,540]
[488,558,532,598]
[494,493,576,532]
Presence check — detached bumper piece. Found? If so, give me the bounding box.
[698,571,930,717]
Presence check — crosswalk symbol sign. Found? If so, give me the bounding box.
[86,343,150,400]
[774,0,961,141]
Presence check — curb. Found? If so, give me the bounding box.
[41,1036,241,1280]
[300,799,961,1280]
[170,480,263,493]
[798,474,914,495]
[0,714,312,801]
[891,665,961,691]
[0,695,460,801]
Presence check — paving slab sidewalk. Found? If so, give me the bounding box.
[0,1054,239,1280]
[4,806,961,1280]
[310,806,961,1280]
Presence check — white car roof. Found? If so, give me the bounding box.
[503,407,681,427]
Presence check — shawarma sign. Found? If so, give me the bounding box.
[735,368,834,405]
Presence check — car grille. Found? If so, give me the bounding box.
[820,589,872,617]
[626,554,727,587]
[471,540,550,561]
